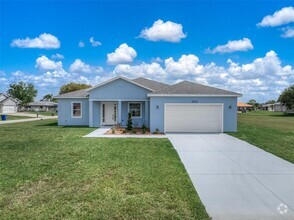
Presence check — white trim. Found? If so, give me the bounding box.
[56,97,88,99]
[86,76,154,92]
[100,102,117,126]
[164,103,224,133]
[71,102,82,118]
[148,94,241,97]
[89,98,148,102]
[128,102,142,118]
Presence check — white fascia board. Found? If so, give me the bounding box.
[147,94,242,97]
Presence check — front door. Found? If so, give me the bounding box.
[102,102,117,125]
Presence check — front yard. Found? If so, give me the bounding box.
[0,120,209,219]
[229,111,294,163]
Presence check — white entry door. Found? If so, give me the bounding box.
[102,102,117,125]
[164,103,223,133]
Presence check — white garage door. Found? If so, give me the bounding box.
[2,106,16,113]
[164,103,223,133]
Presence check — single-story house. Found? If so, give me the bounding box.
[261,103,274,111]
[237,102,253,112]
[55,76,242,133]
[0,93,18,114]
[274,102,287,112]
[27,101,58,112]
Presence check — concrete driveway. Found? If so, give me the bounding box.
[167,133,294,220]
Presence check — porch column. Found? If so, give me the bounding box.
[145,100,148,127]
[89,100,93,127]
[117,100,122,125]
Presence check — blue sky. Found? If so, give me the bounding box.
[0,0,293,102]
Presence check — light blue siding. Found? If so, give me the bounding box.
[89,78,151,100]
[149,96,237,132]
[57,99,89,126]
[90,101,148,128]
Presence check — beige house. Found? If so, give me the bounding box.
[0,93,18,114]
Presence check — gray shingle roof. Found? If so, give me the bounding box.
[150,81,241,96]
[132,77,170,91]
[54,89,89,98]
[55,78,241,98]
[28,101,58,106]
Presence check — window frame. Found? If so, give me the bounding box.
[71,102,82,118]
[128,102,142,118]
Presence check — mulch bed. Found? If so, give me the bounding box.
[105,127,163,135]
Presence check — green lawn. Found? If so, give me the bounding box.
[0,120,209,219]
[228,111,294,163]
[2,115,32,121]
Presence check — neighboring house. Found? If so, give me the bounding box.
[274,102,287,112]
[237,102,253,112]
[55,76,242,133]
[0,93,18,114]
[27,101,58,112]
[261,103,274,111]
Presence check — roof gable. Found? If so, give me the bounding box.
[87,76,154,92]
[0,96,18,104]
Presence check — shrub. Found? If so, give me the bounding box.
[127,112,133,130]
[142,124,147,134]
[154,128,160,134]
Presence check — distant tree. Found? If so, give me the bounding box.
[59,82,91,95]
[42,94,53,101]
[7,81,37,106]
[278,85,294,110]
[247,99,259,109]
[266,100,276,104]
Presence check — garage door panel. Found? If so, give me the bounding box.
[165,104,223,133]
[2,106,16,113]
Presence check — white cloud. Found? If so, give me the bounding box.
[206,38,254,54]
[69,59,103,74]
[139,19,187,42]
[257,6,294,27]
[281,27,294,38]
[89,37,101,47]
[51,53,64,59]
[113,51,294,102]
[78,41,85,47]
[35,56,62,70]
[11,33,60,49]
[107,43,137,65]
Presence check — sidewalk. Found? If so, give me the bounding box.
[0,113,57,125]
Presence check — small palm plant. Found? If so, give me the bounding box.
[127,112,133,131]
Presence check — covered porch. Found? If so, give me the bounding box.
[89,99,149,128]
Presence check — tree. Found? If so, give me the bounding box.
[266,100,276,104]
[126,112,133,131]
[7,81,37,106]
[278,85,294,110]
[42,94,53,101]
[59,82,91,95]
[247,99,259,108]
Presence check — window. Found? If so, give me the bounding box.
[129,102,141,118]
[72,102,82,118]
